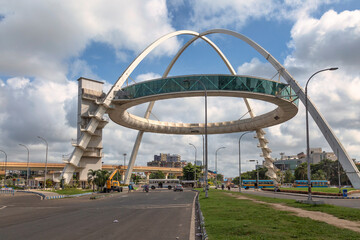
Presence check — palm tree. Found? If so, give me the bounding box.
[295,162,307,180]
[87,169,97,192]
[94,170,109,192]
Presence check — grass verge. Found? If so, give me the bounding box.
[237,191,360,222]
[49,189,94,195]
[198,189,360,239]
[280,187,355,193]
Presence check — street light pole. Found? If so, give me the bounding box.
[305,67,338,201]
[202,135,204,190]
[184,79,208,197]
[0,150,7,186]
[38,136,48,189]
[19,144,30,188]
[238,131,253,192]
[123,153,127,181]
[249,159,259,189]
[189,143,197,187]
[215,147,225,188]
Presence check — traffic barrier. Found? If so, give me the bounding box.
[0,189,15,195]
[194,190,208,240]
[45,195,66,200]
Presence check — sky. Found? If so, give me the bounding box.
[1,0,360,178]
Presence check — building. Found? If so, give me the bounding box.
[274,158,305,171]
[310,148,337,164]
[274,148,338,171]
[148,153,186,168]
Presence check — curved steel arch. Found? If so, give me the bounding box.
[63,28,359,188]
[123,30,279,183]
[197,29,360,188]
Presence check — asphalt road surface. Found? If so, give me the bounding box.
[0,189,196,240]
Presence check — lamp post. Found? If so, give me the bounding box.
[238,131,253,192]
[249,160,259,189]
[123,153,127,181]
[215,147,225,188]
[184,79,208,197]
[0,150,7,186]
[38,136,48,189]
[19,144,30,188]
[305,67,338,201]
[189,143,197,187]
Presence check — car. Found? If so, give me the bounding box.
[173,184,184,192]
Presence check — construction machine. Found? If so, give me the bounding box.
[104,169,123,193]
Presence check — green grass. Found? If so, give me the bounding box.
[280,187,355,193]
[198,190,360,239]
[238,192,360,222]
[47,189,93,195]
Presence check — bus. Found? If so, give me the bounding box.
[242,179,275,189]
[148,179,180,190]
[293,180,329,188]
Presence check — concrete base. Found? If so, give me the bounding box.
[296,199,325,205]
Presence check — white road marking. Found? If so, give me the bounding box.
[0,205,7,210]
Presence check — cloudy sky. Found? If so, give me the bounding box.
[1,0,360,178]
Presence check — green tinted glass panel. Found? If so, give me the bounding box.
[118,75,298,105]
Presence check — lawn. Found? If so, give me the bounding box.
[280,187,356,193]
[198,189,360,239]
[239,192,360,222]
[47,188,94,195]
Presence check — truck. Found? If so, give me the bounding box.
[104,169,123,193]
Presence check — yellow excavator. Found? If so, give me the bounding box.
[104,169,123,193]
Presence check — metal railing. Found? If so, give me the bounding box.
[194,190,208,240]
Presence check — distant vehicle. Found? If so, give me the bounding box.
[242,180,275,189]
[104,169,123,193]
[173,184,184,192]
[294,180,329,188]
[148,179,180,190]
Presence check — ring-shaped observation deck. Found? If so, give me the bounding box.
[108,74,298,134]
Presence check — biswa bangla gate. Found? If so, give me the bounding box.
[61,29,360,189]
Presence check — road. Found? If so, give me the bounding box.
[0,189,196,240]
[230,188,360,209]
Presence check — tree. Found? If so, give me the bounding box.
[93,170,109,192]
[284,170,295,183]
[232,176,240,185]
[312,169,326,180]
[131,173,141,184]
[87,169,97,192]
[182,163,201,180]
[295,162,307,180]
[216,174,224,181]
[149,170,165,179]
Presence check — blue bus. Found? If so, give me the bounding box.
[293,180,329,188]
[242,179,275,189]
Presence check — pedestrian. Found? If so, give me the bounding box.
[227,185,230,191]
[128,184,132,193]
[221,184,224,190]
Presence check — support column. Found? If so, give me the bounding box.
[145,172,150,183]
[124,102,155,184]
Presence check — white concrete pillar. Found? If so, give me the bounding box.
[145,172,150,183]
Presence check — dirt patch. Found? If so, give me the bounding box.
[225,193,360,233]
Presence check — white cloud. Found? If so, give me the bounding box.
[287,9,360,72]
[0,0,180,81]
[187,0,336,30]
